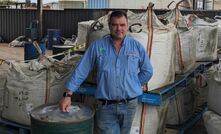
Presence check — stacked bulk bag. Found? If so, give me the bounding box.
[158,2,196,74]
[192,75,208,109]
[127,10,177,91]
[166,80,195,125]
[2,55,81,125]
[131,101,169,134]
[214,16,221,48]
[185,14,218,61]
[129,4,176,134]
[166,73,209,126]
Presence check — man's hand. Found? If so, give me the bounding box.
[59,97,72,112]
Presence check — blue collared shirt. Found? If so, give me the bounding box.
[66,35,153,100]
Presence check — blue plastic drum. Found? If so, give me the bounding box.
[24,42,46,61]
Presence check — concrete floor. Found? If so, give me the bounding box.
[0,43,208,134]
[0,43,52,61]
[0,43,24,61]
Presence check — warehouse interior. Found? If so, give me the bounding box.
[0,0,221,134]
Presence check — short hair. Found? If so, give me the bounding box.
[109,10,128,24]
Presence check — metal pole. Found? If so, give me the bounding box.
[37,0,43,41]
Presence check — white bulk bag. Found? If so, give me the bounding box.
[86,14,110,48]
[49,55,82,102]
[207,63,221,115]
[166,80,195,125]
[185,15,218,61]
[2,56,81,125]
[131,101,169,134]
[158,9,196,74]
[192,74,209,109]
[203,110,221,134]
[76,20,95,45]
[127,10,177,91]
[176,28,196,73]
[2,61,47,125]
[214,16,221,48]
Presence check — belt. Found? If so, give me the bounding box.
[98,97,137,105]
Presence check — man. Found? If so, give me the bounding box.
[60,10,153,134]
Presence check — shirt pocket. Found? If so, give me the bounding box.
[127,54,139,73]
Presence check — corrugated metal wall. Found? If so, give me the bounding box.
[43,9,108,38]
[88,0,109,9]
[0,9,108,42]
[0,9,36,42]
[0,8,221,42]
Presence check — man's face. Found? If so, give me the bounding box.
[109,16,128,40]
